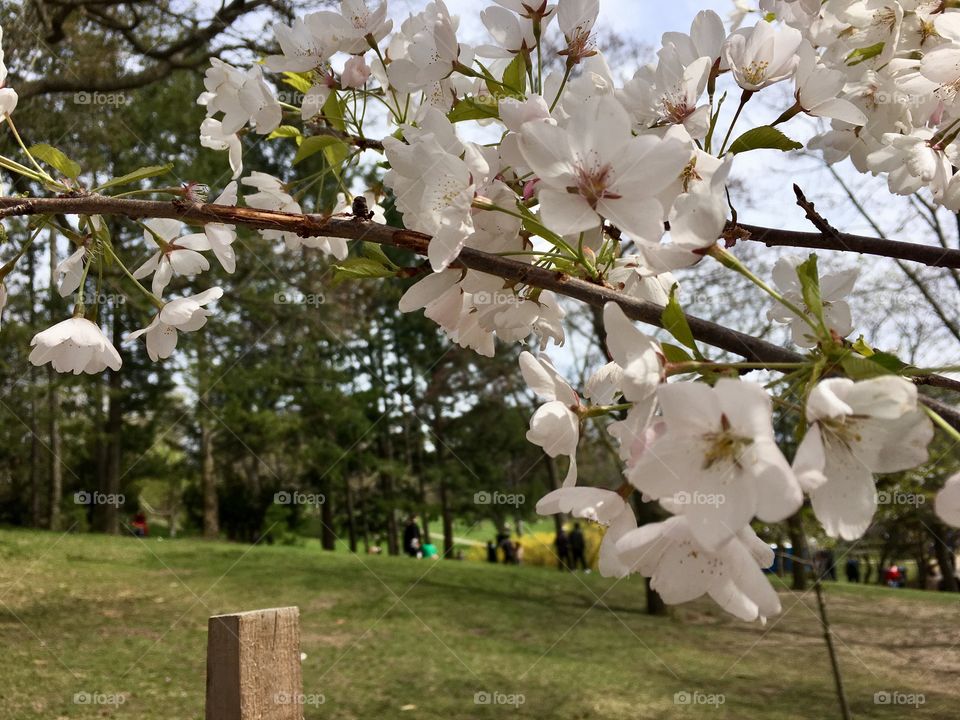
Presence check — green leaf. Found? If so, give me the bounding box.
[294,135,345,165]
[268,125,302,140]
[795,254,825,326]
[93,164,173,192]
[322,91,346,132]
[852,335,874,357]
[503,54,527,95]
[332,257,396,284]
[838,349,908,380]
[660,342,693,364]
[728,126,803,155]
[661,285,700,357]
[323,141,351,176]
[361,242,396,269]
[846,42,885,66]
[448,97,500,123]
[29,144,81,180]
[281,71,313,94]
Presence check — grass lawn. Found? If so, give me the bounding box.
[0,528,958,719]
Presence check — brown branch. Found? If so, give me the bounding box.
[0,192,957,430]
[733,188,960,270]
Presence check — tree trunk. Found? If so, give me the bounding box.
[439,477,454,558]
[787,513,808,591]
[46,231,62,531]
[929,520,958,592]
[632,495,667,615]
[345,475,358,553]
[198,335,219,539]
[26,244,42,527]
[320,478,336,551]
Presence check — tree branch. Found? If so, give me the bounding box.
[734,188,960,270]
[0,192,957,429]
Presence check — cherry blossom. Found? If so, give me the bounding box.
[723,21,803,92]
[617,516,781,622]
[935,473,960,528]
[793,377,934,541]
[133,219,210,296]
[519,351,581,486]
[0,26,16,117]
[768,255,858,347]
[29,318,121,374]
[55,245,87,297]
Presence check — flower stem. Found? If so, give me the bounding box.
[719,89,753,156]
[924,405,960,443]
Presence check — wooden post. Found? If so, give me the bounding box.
[206,607,303,720]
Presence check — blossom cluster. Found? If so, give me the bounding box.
[0,0,957,621]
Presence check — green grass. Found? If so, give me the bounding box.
[0,528,957,719]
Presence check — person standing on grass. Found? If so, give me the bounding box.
[486,540,498,563]
[845,557,860,583]
[570,523,587,571]
[403,515,421,558]
[554,527,571,571]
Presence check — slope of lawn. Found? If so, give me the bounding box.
[0,528,958,719]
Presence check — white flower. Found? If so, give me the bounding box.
[204,183,239,273]
[628,379,802,551]
[520,351,581,485]
[518,95,690,242]
[0,26,16,117]
[793,43,867,125]
[55,246,87,298]
[620,49,713,137]
[723,21,803,92]
[199,119,243,180]
[383,113,484,271]
[617,516,781,622]
[29,317,121,375]
[602,302,662,418]
[200,60,281,135]
[341,56,372,88]
[660,9,726,67]
[768,255,857,347]
[127,288,224,362]
[264,17,336,73]
[935,473,960,528]
[557,0,599,59]
[793,377,934,541]
[477,4,537,58]
[324,0,393,55]
[919,14,960,102]
[134,219,211,296]
[536,487,637,577]
[387,1,463,94]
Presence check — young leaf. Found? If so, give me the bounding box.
[322,91,346,132]
[333,257,397,284]
[661,285,701,358]
[728,126,803,155]
[268,125,302,140]
[281,71,313,94]
[660,342,694,364]
[448,97,500,123]
[29,144,82,180]
[361,242,396,269]
[503,54,527,95]
[294,135,345,165]
[93,164,173,192]
[846,42,885,66]
[795,254,825,327]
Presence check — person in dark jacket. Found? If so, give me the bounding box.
[403,516,422,557]
[569,523,587,571]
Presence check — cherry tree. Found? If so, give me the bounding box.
[1,0,959,640]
